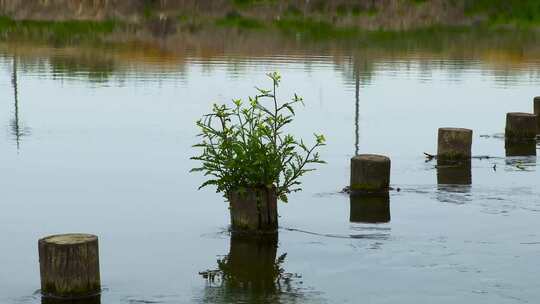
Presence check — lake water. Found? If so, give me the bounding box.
[1,31,539,303]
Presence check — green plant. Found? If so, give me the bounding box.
[216,11,265,29]
[191,72,326,202]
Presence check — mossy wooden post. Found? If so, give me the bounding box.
[437,128,472,160]
[505,112,537,142]
[350,154,391,194]
[39,234,100,299]
[228,187,278,233]
[350,193,390,223]
[534,97,540,135]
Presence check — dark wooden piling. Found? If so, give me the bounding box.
[534,97,540,135]
[505,112,537,141]
[228,187,278,233]
[437,128,473,160]
[350,154,391,194]
[437,159,472,185]
[349,193,390,223]
[39,234,100,299]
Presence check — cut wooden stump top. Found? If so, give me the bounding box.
[439,127,472,133]
[40,234,97,245]
[352,154,390,162]
[507,112,536,118]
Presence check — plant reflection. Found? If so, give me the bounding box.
[199,233,318,304]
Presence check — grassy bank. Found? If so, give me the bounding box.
[0,16,119,44]
[2,1,540,47]
[464,0,540,27]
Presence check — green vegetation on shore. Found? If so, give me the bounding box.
[2,0,540,46]
[215,12,265,29]
[0,16,118,43]
[274,17,359,40]
[465,0,540,26]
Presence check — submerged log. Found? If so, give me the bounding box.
[38,234,101,299]
[505,112,537,141]
[350,154,391,194]
[228,187,278,233]
[437,128,473,160]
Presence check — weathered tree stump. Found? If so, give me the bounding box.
[349,193,390,223]
[350,154,391,194]
[228,187,278,233]
[437,159,472,185]
[437,128,473,160]
[505,112,537,141]
[39,234,101,299]
[505,140,537,157]
[534,97,540,134]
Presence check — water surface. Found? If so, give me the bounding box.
[1,32,539,303]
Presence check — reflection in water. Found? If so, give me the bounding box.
[41,296,100,304]
[505,139,537,157]
[49,54,115,83]
[10,56,30,151]
[349,54,375,156]
[199,233,315,304]
[436,159,472,204]
[505,155,537,171]
[349,193,391,224]
[3,27,540,88]
[354,57,360,156]
[437,159,472,186]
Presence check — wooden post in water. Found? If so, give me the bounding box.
[505,112,537,141]
[437,128,473,160]
[39,234,101,299]
[534,97,540,135]
[228,187,278,233]
[350,154,391,194]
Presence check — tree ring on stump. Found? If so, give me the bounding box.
[41,234,97,246]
